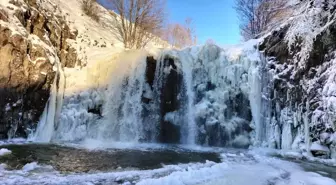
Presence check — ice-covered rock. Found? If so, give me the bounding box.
[258,0,336,159]
[0,148,11,156]
[310,142,330,158]
[22,162,40,172]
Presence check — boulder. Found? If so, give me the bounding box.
[310,142,330,158]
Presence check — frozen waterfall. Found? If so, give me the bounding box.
[32,41,267,147]
[30,63,65,142]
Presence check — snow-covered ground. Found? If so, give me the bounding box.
[0,146,334,185]
[251,147,336,167]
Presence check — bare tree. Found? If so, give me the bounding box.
[235,0,288,40]
[107,0,166,49]
[164,18,197,48]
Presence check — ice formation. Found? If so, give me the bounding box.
[31,39,265,147]
[31,62,65,142]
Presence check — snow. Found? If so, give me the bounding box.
[0,163,7,171]
[311,142,330,153]
[0,151,334,185]
[0,148,11,156]
[22,162,40,172]
[250,147,336,167]
[284,0,336,70]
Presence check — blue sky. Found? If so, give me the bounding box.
[98,0,241,46]
[166,0,241,45]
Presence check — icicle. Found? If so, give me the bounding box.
[304,101,310,152]
[32,72,58,142]
[179,50,197,145]
[55,65,65,127]
[30,63,64,142]
[248,59,263,144]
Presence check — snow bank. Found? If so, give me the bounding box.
[0,148,11,156]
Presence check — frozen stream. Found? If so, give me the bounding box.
[0,142,335,185]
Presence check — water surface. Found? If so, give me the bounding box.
[0,144,221,173]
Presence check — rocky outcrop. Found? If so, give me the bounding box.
[0,0,80,138]
[143,56,183,143]
[259,0,336,158]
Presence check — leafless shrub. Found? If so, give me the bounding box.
[163,18,197,48]
[82,0,99,22]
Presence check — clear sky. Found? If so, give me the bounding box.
[166,0,241,46]
[98,0,241,46]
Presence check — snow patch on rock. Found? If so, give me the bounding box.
[0,148,11,156]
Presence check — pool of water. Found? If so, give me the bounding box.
[0,144,221,173]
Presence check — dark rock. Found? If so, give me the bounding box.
[145,56,156,89]
[88,105,102,117]
[0,0,80,138]
[159,57,183,143]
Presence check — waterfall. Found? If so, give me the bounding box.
[30,63,65,142]
[98,51,148,142]
[32,42,264,148]
[178,51,197,145]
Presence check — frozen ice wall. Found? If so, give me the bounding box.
[32,41,266,147]
[188,41,262,147]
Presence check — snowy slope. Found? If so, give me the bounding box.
[53,0,170,65]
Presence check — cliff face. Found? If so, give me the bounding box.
[0,0,171,139]
[0,0,79,138]
[259,0,336,158]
